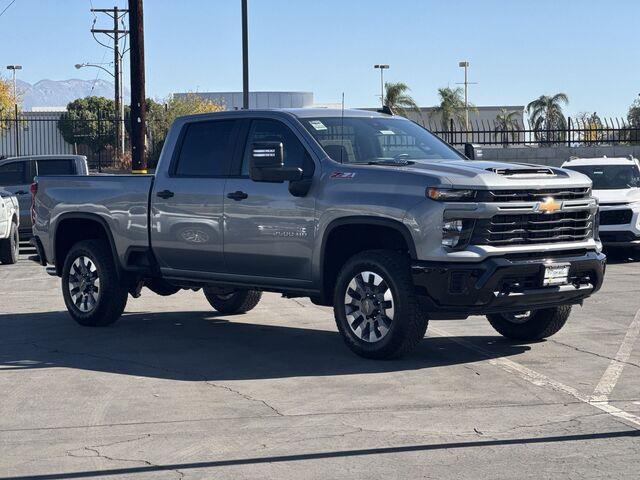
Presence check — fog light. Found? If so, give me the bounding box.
[442,220,464,248]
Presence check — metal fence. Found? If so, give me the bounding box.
[427,117,640,147]
[1,113,638,170]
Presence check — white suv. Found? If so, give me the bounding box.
[0,188,19,264]
[562,156,640,251]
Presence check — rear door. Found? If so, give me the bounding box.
[150,118,241,276]
[0,160,34,233]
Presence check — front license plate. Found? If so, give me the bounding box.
[543,263,570,286]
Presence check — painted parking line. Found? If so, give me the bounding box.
[591,308,640,402]
[430,324,640,430]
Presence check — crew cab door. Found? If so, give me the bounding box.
[150,118,241,275]
[223,118,317,282]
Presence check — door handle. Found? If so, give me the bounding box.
[227,191,248,201]
[156,189,175,199]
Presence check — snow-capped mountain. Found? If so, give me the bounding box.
[17,79,131,111]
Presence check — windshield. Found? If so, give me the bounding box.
[565,164,640,190]
[300,116,463,164]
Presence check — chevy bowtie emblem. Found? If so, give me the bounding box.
[535,197,562,214]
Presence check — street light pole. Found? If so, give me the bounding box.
[374,64,389,108]
[458,61,470,130]
[6,65,22,103]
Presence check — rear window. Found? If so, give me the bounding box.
[37,159,76,175]
[174,120,237,177]
[0,162,27,186]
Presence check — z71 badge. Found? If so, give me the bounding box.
[330,172,356,179]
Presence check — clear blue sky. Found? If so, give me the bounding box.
[1,0,638,117]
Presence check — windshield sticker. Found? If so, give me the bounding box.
[309,120,328,131]
[330,172,356,179]
[379,130,396,135]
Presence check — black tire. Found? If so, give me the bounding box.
[61,239,128,327]
[203,288,262,314]
[487,305,572,341]
[0,222,18,265]
[333,250,428,359]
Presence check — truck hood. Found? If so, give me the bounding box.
[594,188,640,205]
[393,159,593,190]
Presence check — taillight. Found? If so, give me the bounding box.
[30,182,38,225]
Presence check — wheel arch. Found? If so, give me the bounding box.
[53,213,120,277]
[317,216,417,305]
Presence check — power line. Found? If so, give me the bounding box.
[0,0,17,18]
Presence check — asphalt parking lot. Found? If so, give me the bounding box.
[1,253,639,479]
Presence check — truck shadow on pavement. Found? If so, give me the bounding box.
[0,310,530,381]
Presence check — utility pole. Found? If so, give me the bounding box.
[129,0,147,173]
[90,6,129,161]
[241,0,249,109]
[374,64,389,107]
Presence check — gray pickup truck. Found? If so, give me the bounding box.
[31,108,606,359]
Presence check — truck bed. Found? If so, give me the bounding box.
[33,174,154,268]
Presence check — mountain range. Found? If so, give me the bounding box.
[17,79,131,111]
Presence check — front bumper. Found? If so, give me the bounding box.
[599,230,640,247]
[412,250,606,319]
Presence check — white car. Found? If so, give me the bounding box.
[0,188,19,264]
[562,156,640,252]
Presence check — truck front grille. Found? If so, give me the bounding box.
[599,209,632,225]
[478,187,590,202]
[471,210,593,246]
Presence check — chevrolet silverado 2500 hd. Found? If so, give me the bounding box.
[31,109,606,359]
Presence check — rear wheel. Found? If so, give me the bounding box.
[487,305,572,340]
[203,287,262,314]
[0,222,18,265]
[61,240,128,326]
[333,250,428,359]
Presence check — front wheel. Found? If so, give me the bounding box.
[487,305,572,341]
[203,288,262,314]
[0,222,18,265]
[334,250,428,359]
[61,240,128,327]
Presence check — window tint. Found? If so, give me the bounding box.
[175,120,237,177]
[242,119,314,176]
[0,162,26,186]
[37,159,75,175]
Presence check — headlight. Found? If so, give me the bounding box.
[427,188,476,201]
[442,219,475,249]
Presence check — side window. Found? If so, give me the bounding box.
[37,159,76,176]
[174,120,237,177]
[0,162,26,186]
[241,119,314,177]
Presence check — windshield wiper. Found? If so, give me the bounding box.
[352,159,414,166]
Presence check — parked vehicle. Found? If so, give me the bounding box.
[0,188,19,264]
[562,157,640,253]
[31,109,605,359]
[0,155,88,238]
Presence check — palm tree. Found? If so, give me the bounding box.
[493,109,521,147]
[432,87,473,142]
[384,82,421,119]
[526,93,569,145]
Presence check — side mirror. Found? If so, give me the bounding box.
[464,143,483,160]
[249,141,303,183]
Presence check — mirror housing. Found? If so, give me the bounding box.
[250,141,303,183]
[464,143,483,160]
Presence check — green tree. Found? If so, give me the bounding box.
[575,111,604,145]
[0,76,18,129]
[145,93,224,166]
[627,99,640,144]
[432,87,469,130]
[58,96,118,154]
[383,82,421,118]
[493,109,521,147]
[526,93,569,145]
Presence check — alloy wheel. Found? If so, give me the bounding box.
[68,256,101,313]
[344,271,394,343]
